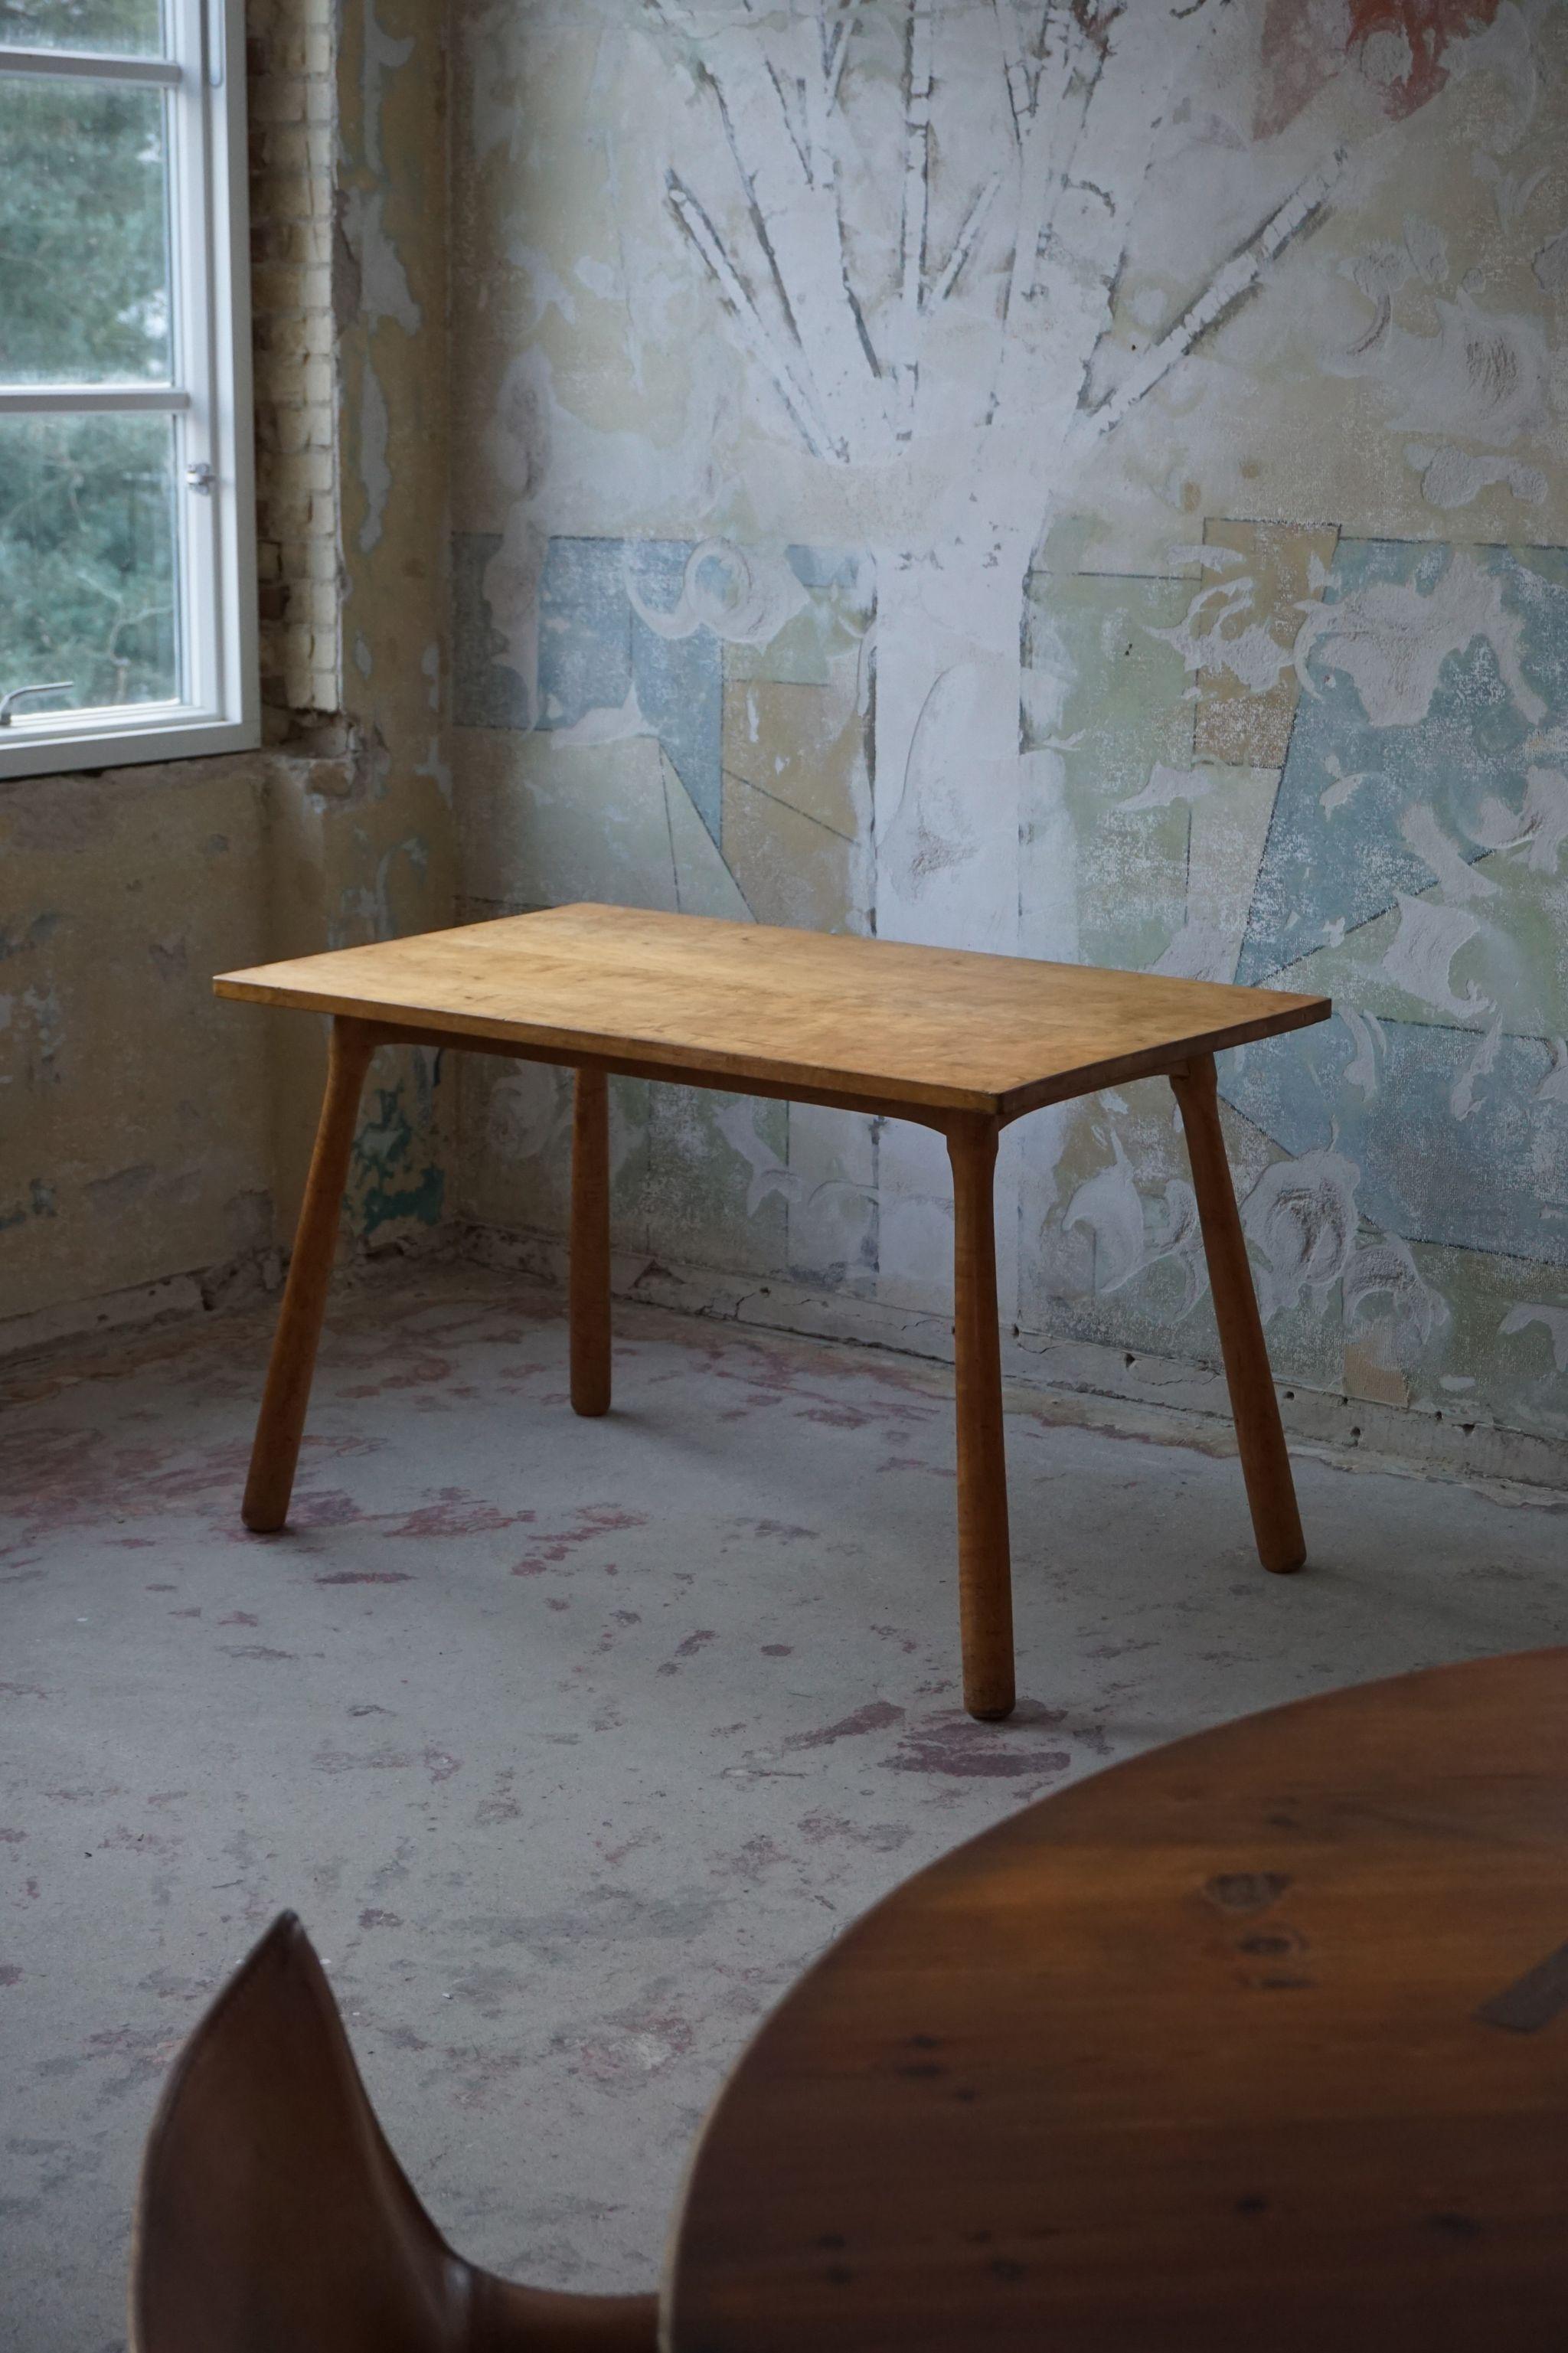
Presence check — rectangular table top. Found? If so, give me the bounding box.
[214,903,1329,1121]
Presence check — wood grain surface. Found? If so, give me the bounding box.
[1171,1055,1305,1574]
[570,1065,612,1419]
[667,1648,1568,2352]
[133,1912,656,2352]
[214,903,1328,1122]
[240,1019,374,1534]
[946,1117,1014,1721]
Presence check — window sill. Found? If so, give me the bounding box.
[0,709,260,783]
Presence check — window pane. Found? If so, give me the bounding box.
[0,75,171,384]
[0,0,164,56]
[0,413,179,713]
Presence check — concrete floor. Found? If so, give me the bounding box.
[2,1263,1566,2351]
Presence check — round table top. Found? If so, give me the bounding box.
[666,1649,1568,2351]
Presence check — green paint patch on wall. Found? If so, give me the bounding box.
[351,1081,446,1236]
[1027,570,1196,975]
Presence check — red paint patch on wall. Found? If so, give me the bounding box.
[1256,0,1505,138]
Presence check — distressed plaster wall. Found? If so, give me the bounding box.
[11,0,1568,1467]
[0,760,274,1335]
[1,0,454,1345]
[449,0,1568,1459]
[302,0,456,1249]
[250,0,342,732]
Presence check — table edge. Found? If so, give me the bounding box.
[211,976,1332,1123]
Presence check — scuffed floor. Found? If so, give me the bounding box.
[2,1264,1566,2350]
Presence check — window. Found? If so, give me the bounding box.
[0,0,256,779]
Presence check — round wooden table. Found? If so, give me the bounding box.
[666,1650,1568,2351]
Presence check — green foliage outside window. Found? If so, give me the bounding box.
[0,0,163,60]
[0,18,178,709]
[0,415,177,708]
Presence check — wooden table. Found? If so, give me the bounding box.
[668,1648,1568,2351]
[215,903,1327,1719]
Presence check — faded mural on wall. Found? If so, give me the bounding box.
[451,0,1568,1444]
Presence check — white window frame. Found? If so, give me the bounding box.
[0,0,257,780]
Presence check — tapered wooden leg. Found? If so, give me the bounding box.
[241,1018,377,1534]
[1171,1054,1305,1574]
[946,1117,1015,1721]
[570,1065,612,1417]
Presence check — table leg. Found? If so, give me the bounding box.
[570,1065,612,1417]
[1171,1053,1305,1574]
[946,1116,1016,1721]
[241,1017,377,1534]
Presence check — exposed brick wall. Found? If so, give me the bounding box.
[246,0,341,739]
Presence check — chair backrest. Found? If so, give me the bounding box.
[129,1911,658,2353]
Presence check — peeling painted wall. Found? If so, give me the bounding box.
[452,0,1568,1449]
[10,0,1568,1457]
[321,0,455,1248]
[2,0,453,1342]
[0,760,273,1328]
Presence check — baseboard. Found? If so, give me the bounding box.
[459,1219,1568,1500]
[9,1214,1566,1501]
[0,1244,287,1363]
[0,1221,455,1366]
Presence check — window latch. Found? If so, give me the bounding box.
[0,682,74,727]
[186,461,216,495]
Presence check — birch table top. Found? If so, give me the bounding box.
[214,901,1328,1125]
[666,1647,1568,2353]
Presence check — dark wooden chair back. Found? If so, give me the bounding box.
[129,1911,658,2352]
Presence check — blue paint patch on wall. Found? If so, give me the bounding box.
[621,541,724,845]
[451,532,724,847]
[537,536,635,724]
[1237,540,1568,986]
[1221,1020,1568,1267]
[784,544,863,593]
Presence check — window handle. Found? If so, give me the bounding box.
[0,682,74,727]
[186,461,216,495]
